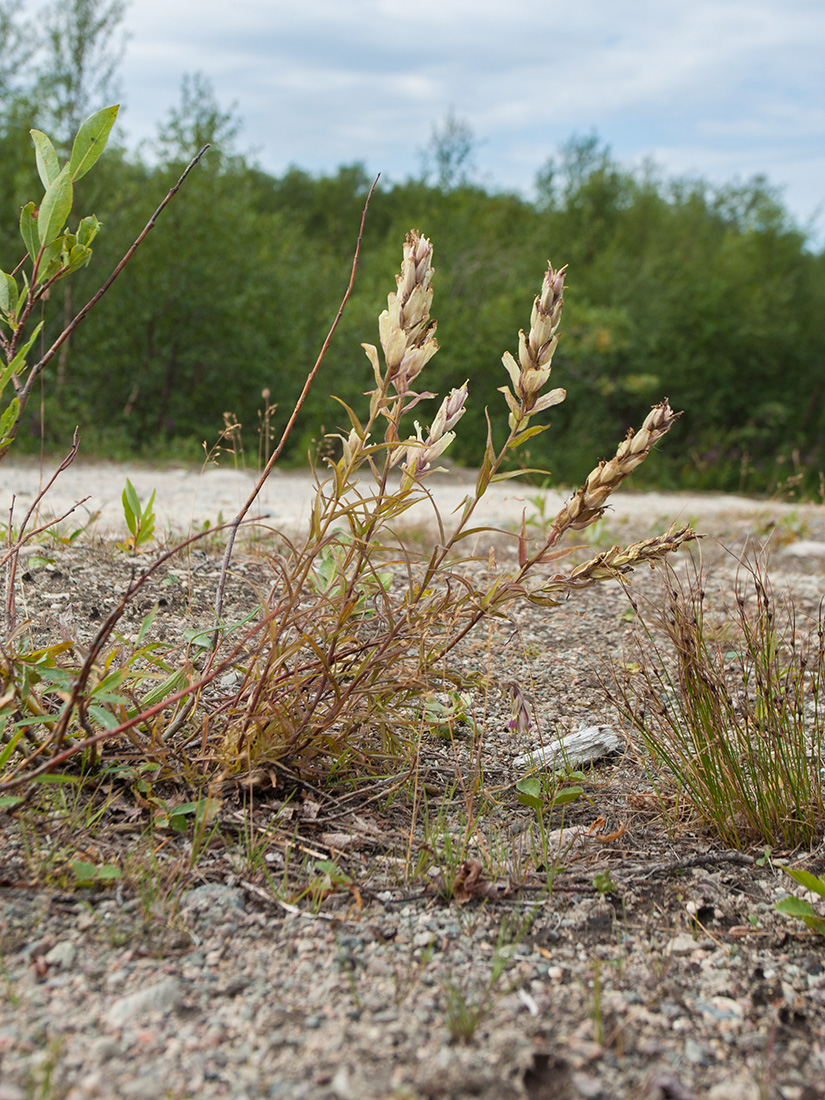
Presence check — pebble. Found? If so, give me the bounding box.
[44,941,78,969]
[106,977,183,1027]
[707,1078,760,1100]
[684,1037,710,1065]
[666,933,699,955]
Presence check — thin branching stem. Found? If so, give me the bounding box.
[211,175,380,638]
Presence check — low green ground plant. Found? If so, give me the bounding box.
[441,912,532,1043]
[609,553,825,848]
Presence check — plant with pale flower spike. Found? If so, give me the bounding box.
[394,382,468,490]
[544,401,679,545]
[0,212,698,791]
[365,230,439,407]
[499,264,567,431]
[210,227,696,777]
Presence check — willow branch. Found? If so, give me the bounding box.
[1,145,212,460]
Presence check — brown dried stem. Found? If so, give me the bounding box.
[211,175,380,638]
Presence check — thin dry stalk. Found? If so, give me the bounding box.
[212,176,380,637]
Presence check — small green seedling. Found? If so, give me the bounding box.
[420,691,475,738]
[70,859,122,887]
[776,867,825,935]
[593,870,618,894]
[120,478,156,551]
[516,774,585,813]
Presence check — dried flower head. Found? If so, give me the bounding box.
[376,230,439,397]
[546,400,681,543]
[500,263,567,430]
[394,382,468,488]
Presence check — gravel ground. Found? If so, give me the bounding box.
[1,464,825,1100]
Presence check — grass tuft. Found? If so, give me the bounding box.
[609,551,825,848]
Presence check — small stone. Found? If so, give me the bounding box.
[92,1036,120,1061]
[181,882,245,913]
[106,977,183,1027]
[684,1038,709,1065]
[44,941,77,969]
[572,1072,603,1098]
[331,1066,354,1100]
[696,996,745,1022]
[781,540,825,558]
[120,1072,167,1100]
[666,932,699,955]
[707,1078,760,1100]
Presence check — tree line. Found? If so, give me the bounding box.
[1,0,823,494]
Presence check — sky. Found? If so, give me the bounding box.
[51,0,825,241]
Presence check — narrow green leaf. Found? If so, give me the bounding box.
[475,452,492,497]
[330,395,365,435]
[136,667,189,710]
[30,129,61,188]
[0,397,19,444]
[86,704,121,729]
[0,323,43,398]
[783,867,825,900]
[3,273,19,321]
[123,478,141,516]
[69,105,119,181]
[122,479,139,535]
[0,271,10,313]
[509,424,551,449]
[0,726,26,768]
[490,468,549,483]
[38,166,73,247]
[136,604,160,644]
[0,795,26,810]
[20,202,39,261]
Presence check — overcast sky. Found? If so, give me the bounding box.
[88,0,825,240]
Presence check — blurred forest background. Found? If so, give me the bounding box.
[1,0,823,494]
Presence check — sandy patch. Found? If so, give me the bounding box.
[1,456,819,541]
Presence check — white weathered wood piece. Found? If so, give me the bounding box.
[513,724,623,771]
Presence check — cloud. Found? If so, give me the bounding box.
[82,0,823,239]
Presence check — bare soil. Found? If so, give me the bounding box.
[1,466,825,1100]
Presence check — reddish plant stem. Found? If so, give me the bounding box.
[211,175,379,638]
